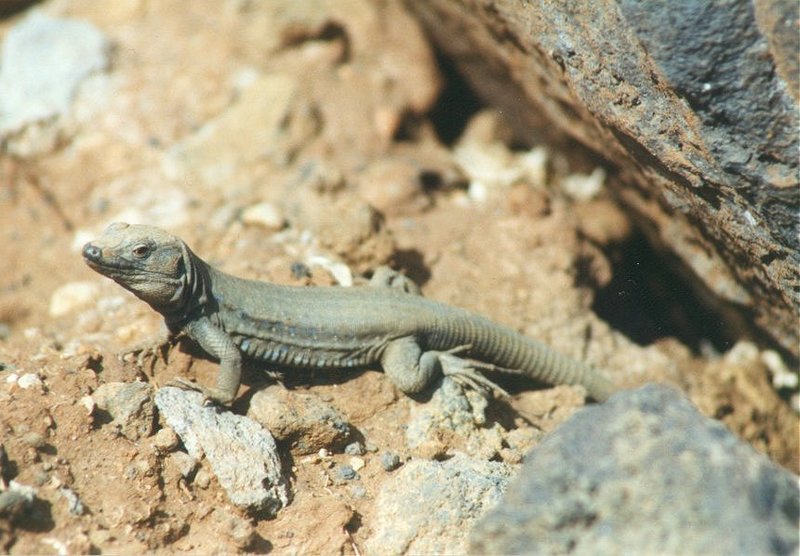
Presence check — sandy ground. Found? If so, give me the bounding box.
[0,1,796,553]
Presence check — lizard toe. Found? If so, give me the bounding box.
[164,378,235,407]
[437,352,510,398]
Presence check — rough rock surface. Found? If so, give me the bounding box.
[247,385,353,455]
[469,384,800,556]
[154,387,288,515]
[91,381,155,441]
[407,0,800,357]
[0,10,110,155]
[366,454,513,555]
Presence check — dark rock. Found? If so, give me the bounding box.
[335,464,358,482]
[0,482,35,521]
[407,0,800,357]
[380,451,401,472]
[469,384,800,555]
[344,441,365,456]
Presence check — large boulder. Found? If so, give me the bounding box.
[469,384,799,555]
[407,0,799,357]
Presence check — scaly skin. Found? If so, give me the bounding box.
[83,222,618,405]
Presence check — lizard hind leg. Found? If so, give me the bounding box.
[435,346,510,398]
[381,338,508,398]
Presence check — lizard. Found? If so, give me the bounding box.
[82,222,618,405]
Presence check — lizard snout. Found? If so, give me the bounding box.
[82,243,102,262]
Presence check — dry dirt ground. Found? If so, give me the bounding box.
[0,1,797,554]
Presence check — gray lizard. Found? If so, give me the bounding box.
[82,222,618,405]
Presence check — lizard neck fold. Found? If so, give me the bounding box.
[162,243,212,328]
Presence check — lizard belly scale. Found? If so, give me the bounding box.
[225,309,391,370]
[234,334,383,369]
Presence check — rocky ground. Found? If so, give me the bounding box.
[0,1,797,554]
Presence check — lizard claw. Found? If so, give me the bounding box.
[436,350,510,398]
[164,377,234,406]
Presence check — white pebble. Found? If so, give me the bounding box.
[306,255,353,287]
[350,457,365,472]
[762,350,798,389]
[81,395,95,415]
[17,373,43,389]
[561,167,606,201]
[241,202,285,230]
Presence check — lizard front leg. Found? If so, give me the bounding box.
[380,337,506,396]
[168,317,242,405]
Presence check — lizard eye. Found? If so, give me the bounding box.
[132,244,151,258]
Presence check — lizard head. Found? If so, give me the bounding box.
[82,222,202,315]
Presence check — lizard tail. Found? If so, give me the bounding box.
[432,315,619,402]
[517,341,618,402]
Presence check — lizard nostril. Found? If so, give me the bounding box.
[82,243,101,260]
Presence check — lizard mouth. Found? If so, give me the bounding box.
[82,243,148,276]
[82,243,127,271]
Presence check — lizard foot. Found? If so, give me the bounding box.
[436,346,510,398]
[164,377,235,406]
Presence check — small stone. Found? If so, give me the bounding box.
[350,484,367,499]
[380,452,401,472]
[335,464,358,482]
[248,387,352,455]
[49,281,99,317]
[213,508,257,550]
[167,451,198,479]
[21,432,45,450]
[561,167,606,201]
[762,350,798,389]
[305,255,353,287]
[344,441,365,456]
[0,481,36,522]
[59,486,84,516]
[228,516,257,550]
[290,261,311,279]
[364,441,379,453]
[33,470,50,486]
[17,373,43,390]
[194,468,212,489]
[241,202,285,230]
[88,529,111,548]
[92,382,155,441]
[153,427,180,452]
[349,457,365,472]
